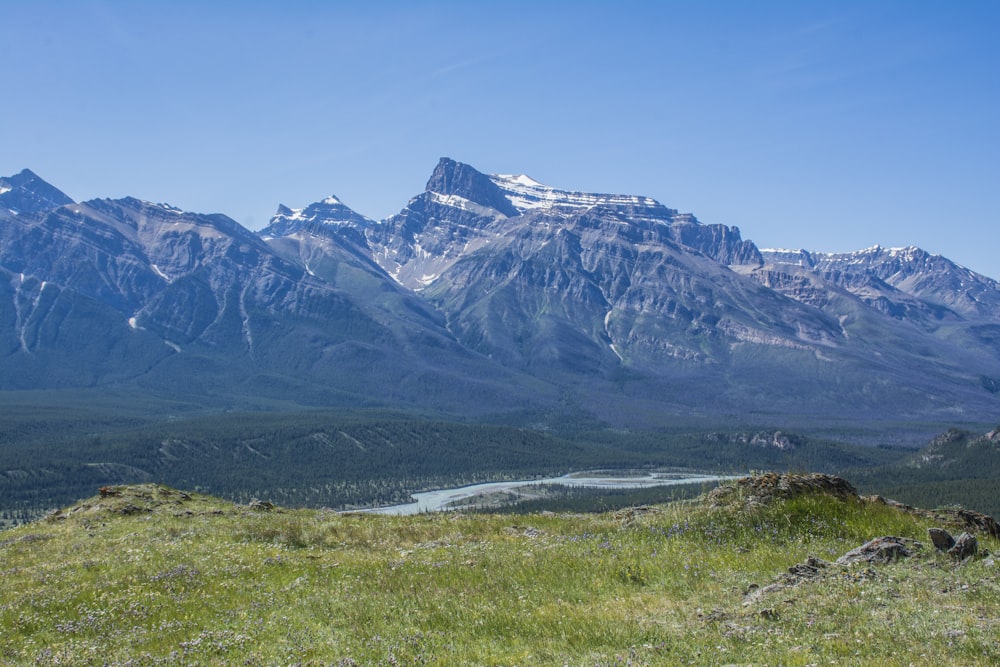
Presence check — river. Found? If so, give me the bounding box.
[354,471,739,515]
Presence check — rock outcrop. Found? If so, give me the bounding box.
[928,527,980,560]
[869,496,1000,539]
[708,473,859,509]
[835,536,921,566]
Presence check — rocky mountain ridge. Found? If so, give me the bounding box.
[2,159,999,427]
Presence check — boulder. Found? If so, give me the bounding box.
[947,532,978,560]
[836,536,917,566]
[928,527,956,552]
[248,499,275,512]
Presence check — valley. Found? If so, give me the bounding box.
[1,397,997,525]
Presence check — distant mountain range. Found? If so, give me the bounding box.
[2,159,998,428]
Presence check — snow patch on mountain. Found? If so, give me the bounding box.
[428,191,509,221]
[150,265,171,282]
[153,202,184,214]
[507,174,544,187]
[282,207,307,221]
[605,309,623,362]
[490,174,660,213]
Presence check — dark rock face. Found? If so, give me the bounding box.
[871,495,1000,541]
[667,217,762,265]
[248,499,275,512]
[928,527,979,559]
[425,158,520,217]
[947,508,1000,540]
[743,555,832,605]
[928,527,956,551]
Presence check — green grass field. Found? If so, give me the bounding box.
[1,477,998,665]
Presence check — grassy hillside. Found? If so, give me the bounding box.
[1,476,997,665]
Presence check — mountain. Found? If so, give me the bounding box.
[0,176,543,413]
[264,158,1000,424]
[2,161,999,428]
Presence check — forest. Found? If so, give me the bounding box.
[1,402,996,526]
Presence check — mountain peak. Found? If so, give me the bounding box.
[12,168,41,181]
[0,168,75,217]
[259,192,372,239]
[424,158,520,217]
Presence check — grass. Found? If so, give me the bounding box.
[1,480,998,665]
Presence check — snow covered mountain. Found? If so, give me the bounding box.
[3,160,999,427]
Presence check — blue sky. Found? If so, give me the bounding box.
[3,1,999,278]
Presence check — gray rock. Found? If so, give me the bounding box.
[836,536,916,566]
[743,555,833,605]
[928,527,956,552]
[947,532,978,560]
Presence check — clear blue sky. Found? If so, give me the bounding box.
[3,1,999,278]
